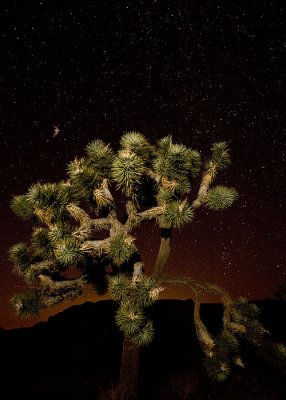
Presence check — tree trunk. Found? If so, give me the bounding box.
[153,228,172,276]
[119,333,140,399]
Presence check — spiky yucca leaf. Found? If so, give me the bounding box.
[152,154,169,178]
[26,183,72,218]
[48,223,73,244]
[10,289,43,317]
[9,242,31,273]
[154,142,194,181]
[85,139,114,177]
[175,178,191,195]
[211,142,231,170]
[188,149,202,177]
[133,320,155,346]
[69,165,101,202]
[24,267,41,285]
[120,131,154,163]
[216,331,240,357]
[54,237,85,266]
[161,200,194,228]
[157,135,172,152]
[156,188,173,205]
[112,150,145,197]
[31,228,54,259]
[66,157,86,178]
[133,276,164,307]
[10,195,34,220]
[109,233,136,266]
[244,319,268,344]
[115,303,145,335]
[204,356,231,382]
[167,143,193,176]
[108,274,131,301]
[206,186,238,210]
[232,297,260,321]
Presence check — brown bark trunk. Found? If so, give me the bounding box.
[153,228,172,277]
[119,334,140,399]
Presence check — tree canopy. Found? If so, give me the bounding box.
[9,132,286,381]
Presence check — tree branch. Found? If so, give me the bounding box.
[160,274,239,355]
[191,163,217,210]
[153,228,172,277]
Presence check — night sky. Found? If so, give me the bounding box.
[0,0,285,329]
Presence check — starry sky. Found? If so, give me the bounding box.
[0,0,285,329]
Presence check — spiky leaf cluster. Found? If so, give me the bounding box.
[188,149,202,177]
[26,182,73,221]
[54,237,85,266]
[160,200,193,228]
[108,274,131,302]
[10,195,34,221]
[232,297,260,321]
[9,242,32,273]
[10,289,43,317]
[85,140,115,178]
[206,186,238,210]
[47,223,73,244]
[133,320,155,346]
[153,137,202,185]
[132,276,164,307]
[109,274,162,345]
[156,187,174,205]
[216,331,240,358]
[109,233,136,266]
[120,131,154,164]
[204,355,231,382]
[112,150,145,197]
[67,159,101,203]
[66,157,86,179]
[115,302,145,335]
[211,142,231,170]
[31,228,54,260]
[231,298,267,345]
[204,330,241,381]
[109,275,162,307]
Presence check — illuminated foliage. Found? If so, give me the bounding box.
[9,132,284,389]
[206,186,238,210]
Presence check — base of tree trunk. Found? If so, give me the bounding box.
[119,334,141,399]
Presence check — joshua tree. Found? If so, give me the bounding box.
[9,132,286,398]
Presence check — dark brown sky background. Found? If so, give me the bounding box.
[0,0,285,329]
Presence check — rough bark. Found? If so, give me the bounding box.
[153,228,172,277]
[119,334,140,399]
